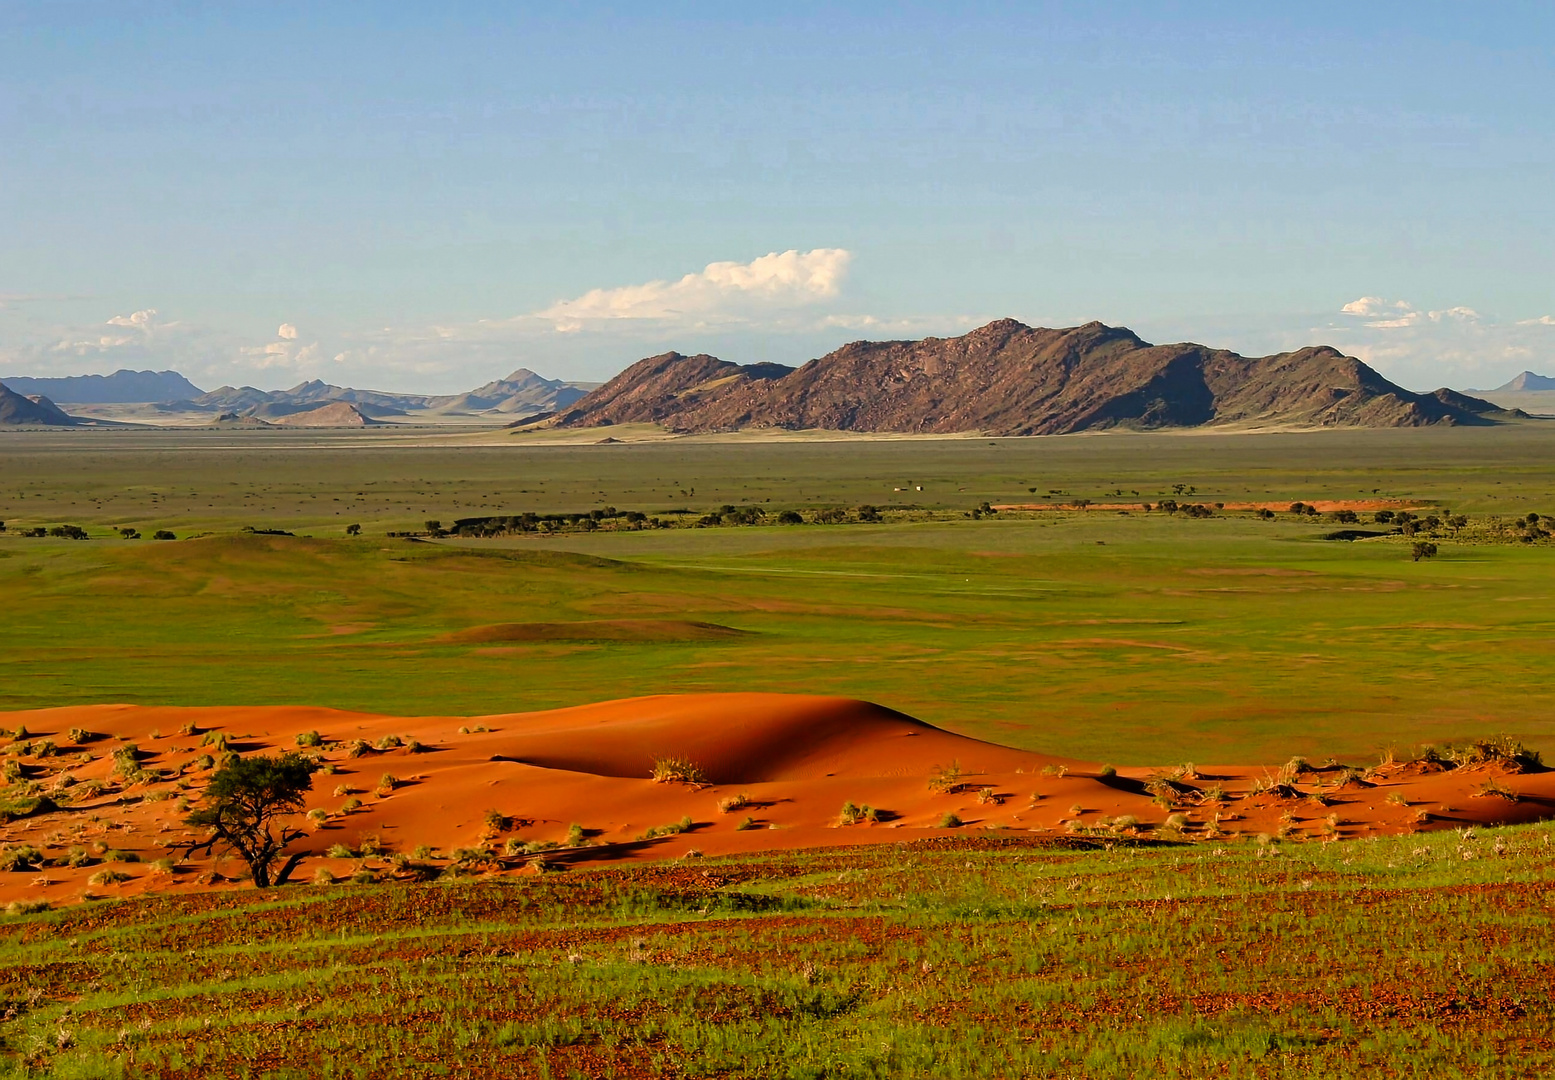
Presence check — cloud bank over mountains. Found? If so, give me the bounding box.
[1,251,1550,394]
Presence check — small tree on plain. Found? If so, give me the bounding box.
[178,753,318,887]
[345,523,361,536]
[1411,541,1438,562]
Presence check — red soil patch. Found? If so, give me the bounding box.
[992,499,1426,512]
[3,694,1550,907]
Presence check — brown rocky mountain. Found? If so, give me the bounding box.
[0,382,79,426]
[553,320,1516,435]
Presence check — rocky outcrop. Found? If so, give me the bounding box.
[555,320,1519,435]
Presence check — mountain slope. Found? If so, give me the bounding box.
[0,382,78,426]
[1492,371,1555,392]
[556,320,1517,435]
[0,369,204,403]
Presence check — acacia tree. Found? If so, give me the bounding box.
[179,753,318,887]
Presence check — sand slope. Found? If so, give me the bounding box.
[3,694,1552,906]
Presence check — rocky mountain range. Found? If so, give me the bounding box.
[553,320,1518,435]
[0,367,595,425]
[0,369,202,404]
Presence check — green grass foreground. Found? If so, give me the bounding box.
[2,510,1553,763]
[4,822,1553,1079]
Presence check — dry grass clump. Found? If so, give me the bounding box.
[717,792,752,814]
[4,898,51,917]
[88,868,130,887]
[838,801,879,826]
[936,811,963,829]
[638,815,695,841]
[650,756,708,786]
[295,730,323,748]
[928,760,964,793]
[1473,776,1519,801]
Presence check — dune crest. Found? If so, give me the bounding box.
[2,694,1551,907]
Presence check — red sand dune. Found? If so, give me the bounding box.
[3,694,1551,906]
[991,499,1424,513]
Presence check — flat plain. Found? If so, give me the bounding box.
[3,424,1555,1078]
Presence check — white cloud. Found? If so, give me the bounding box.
[277,323,298,340]
[105,308,158,330]
[1326,297,1554,389]
[534,248,853,331]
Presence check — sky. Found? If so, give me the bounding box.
[1,2,1552,393]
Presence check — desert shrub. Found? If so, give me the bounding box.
[326,843,356,859]
[639,815,695,840]
[1163,812,1189,832]
[88,868,130,886]
[63,847,90,868]
[717,792,751,814]
[650,755,708,786]
[936,811,963,829]
[4,898,51,917]
[405,738,426,754]
[838,801,879,825]
[1276,756,1314,785]
[191,754,215,772]
[736,815,758,831]
[483,808,511,834]
[0,845,45,872]
[1111,814,1140,832]
[503,837,526,856]
[1098,764,1116,778]
[201,730,230,751]
[378,773,399,793]
[344,739,371,759]
[149,857,175,874]
[101,849,141,863]
[975,787,1003,805]
[375,735,404,751]
[152,530,176,541]
[1200,785,1228,804]
[312,867,335,885]
[1474,777,1519,801]
[1039,763,1068,778]
[928,759,964,793]
[317,762,337,775]
[341,797,362,813]
[413,844,435,859]
[306,807,328,825]
[295,730,322,748]
[564,823,587,847]
[1068,803,1084,815]
[777,509,803,524]
[1385,791,1409,806]
[332,784,355,797]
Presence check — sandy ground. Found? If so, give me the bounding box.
[4,693,1551,906]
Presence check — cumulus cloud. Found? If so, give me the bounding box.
[535,248,853,331]
[1325,297,1554,389]
[277,323,298,340]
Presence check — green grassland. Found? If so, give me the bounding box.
[4,425,1555,1078]
[2,426,1554,764]
[4,822,1554,1079]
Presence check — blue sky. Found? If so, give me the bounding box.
[2,3,1552,391]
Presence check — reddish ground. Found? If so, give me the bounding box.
[991,498,1425,512]
[4,693,1550,906]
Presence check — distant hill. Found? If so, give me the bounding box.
[0,369,204,403]
[554,320,1519,435]
[0,382,79,425]
[192,368,591,421]
[270,402,383,427]
[1490,371,1555,392]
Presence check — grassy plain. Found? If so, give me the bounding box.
[4,823,1554,1079]
[4,425,1555,1077]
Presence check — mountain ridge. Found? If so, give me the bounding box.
[553,319,1518,435]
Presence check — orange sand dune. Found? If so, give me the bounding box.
[992,499,1426,513]
[2,694,1551,907]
